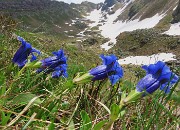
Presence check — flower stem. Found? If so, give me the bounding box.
[17,66,26,77]
[104,120,114,130]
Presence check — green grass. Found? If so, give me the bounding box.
[155,14,173,30]
[111,29,180,58]
[0,19,180,130]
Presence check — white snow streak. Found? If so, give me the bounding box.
[118,53,176,65]
[86,9,102,27]
[163,22,180,36]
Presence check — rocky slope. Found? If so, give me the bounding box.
[100,0,178,21]
[172,0,180,23]
[110,29,180,57]
[71,1,97,14]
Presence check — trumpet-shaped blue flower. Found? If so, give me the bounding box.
[73,54,123,85]
[120,61,179,107]
[36,49,68,78]
[12,36,40,68]
[136,61,179,94]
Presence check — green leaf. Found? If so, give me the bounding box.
[0,73,5,86]
[1,111,11,126]
[119,109,126,117]
[110,104,120,121]
[48,122,55,130]
[11,93,41,106]
[64,80,75,89]
[80,110,92,130]
[0,85,6,97]
[93,120,108,130]
[0,73,6,96]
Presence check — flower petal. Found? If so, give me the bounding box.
[109,75,120,85]
[160,83,171,93]
[52,65,68,78]
[31,47,41,55]
[17,36,27,46]
[142,61,165,75]
[136,74,157,92]
[41,56,59,67]
[62,71,68,78]
[36,49,68,78]
[89,65,107,76]
[30,53,37,62]
[90,65,109,80]
[160,73,179,93]
[137,61,179,95]
[13,36,40,68]
[100,54,117,66]
[171,74,179,83]
[36,68,44,73]
[52,71,61,78]
[112,62,123,77]
[52,49,64,58]
[146,80,160,94]
[12,42,32,67]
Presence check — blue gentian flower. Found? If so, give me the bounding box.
[90,54,123,85]
[136,61,179,94]
[36,49,68,78]
[73,54,123,85]
[12,36,40,68]
[120,61,179,107]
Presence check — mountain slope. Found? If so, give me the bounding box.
[172,0,180,23]
[85,0,179,50]
[0,0,96,35]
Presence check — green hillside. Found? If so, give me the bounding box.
[0,0,97,35]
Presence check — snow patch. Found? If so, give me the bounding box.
[163,22,180,36]
[173,5,178,11]
[100,13,165,50]
[77,28,88,37]
[86,0,165,51]
[118,53,176,65]
[76,39,82,42]
[86,9,102,27]
[55,25,61,29]
[68,36,74,38]
[71,20,76,25]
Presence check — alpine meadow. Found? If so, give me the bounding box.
[0,0,180,129]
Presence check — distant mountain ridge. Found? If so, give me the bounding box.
[0,0,97,34]
[101,0,130,11]
[99,0,179,22]
[0,0,179,39]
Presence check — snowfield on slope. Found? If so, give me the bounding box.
[163,22,180,36]
[118,53,177,65]
[86,0,166,50]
